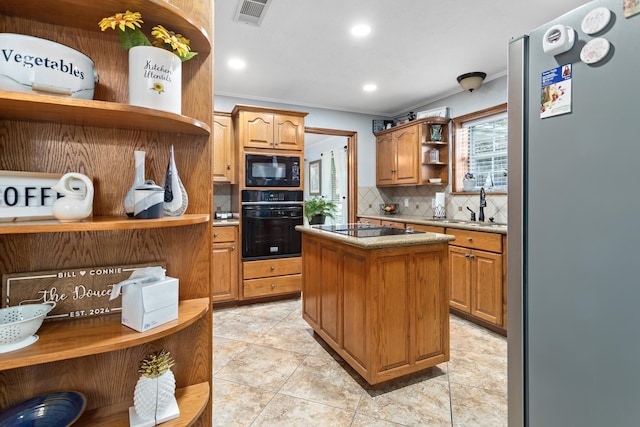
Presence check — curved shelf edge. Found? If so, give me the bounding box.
[0,214,210,235]
[0,91,211,136]
[74,381,210,427]
[0,0,211,54]
[0,298,210,371]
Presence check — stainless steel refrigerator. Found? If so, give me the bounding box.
[508,0,640,425]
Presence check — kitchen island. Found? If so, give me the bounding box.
[297,224,455,384]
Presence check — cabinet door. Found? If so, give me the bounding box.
[376,133,395,186]
[242,112,274,149]
[470,249,503,325]
[274,114,303,150]
[449,245,471,312]
[393,126,419,185]
[213,114,235,183]
[212,241,239,302]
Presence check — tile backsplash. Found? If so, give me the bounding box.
[214,184,232,212]
[358,186,507,224]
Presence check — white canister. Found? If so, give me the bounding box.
[128,46,181,114]
[134,180,164,219]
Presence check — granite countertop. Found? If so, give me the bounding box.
[296,224,455,249]
[359,214,507,235]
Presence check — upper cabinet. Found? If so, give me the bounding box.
[233,105,307,151]
[213,112,236,183]
[375,117,451,187]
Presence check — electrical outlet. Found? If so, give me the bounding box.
[431,198,435,208]
[404,198,409,207]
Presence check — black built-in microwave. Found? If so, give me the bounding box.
[245,154,301,187]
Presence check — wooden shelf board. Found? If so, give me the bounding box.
[423,141,448,145]
[0,0,211,54]
[0,91,211,136]
[75,381,210,427]
[0,214,210,235]
[423,162,448,166]
[0,298,209,371]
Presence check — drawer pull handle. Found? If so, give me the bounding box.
[214,233,218,238]
[271,266,275,271]
[231,246,236,251]
[271,283,276,289]
[467,237,473,242]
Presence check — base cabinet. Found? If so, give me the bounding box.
[302,233,450,384]
[447,229,505,329]
[212,226,239,302]
[242,257,302,299]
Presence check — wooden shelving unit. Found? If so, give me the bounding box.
[0,91,211,136]
[0,0,213,425]
[0,214,210,235]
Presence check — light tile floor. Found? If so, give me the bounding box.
[213,298,507,426]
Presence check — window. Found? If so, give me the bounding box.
[453,103,508,193]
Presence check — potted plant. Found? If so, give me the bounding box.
[304,196,337,225]
[463,172,477,191]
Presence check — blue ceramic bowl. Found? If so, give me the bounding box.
[0,391,86,427]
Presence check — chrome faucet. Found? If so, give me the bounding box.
[479,187,486,222]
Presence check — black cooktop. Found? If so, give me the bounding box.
[316,224,425,238]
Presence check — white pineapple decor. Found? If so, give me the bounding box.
[129,349,180,427]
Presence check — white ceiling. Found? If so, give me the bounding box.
[214,0,589,117]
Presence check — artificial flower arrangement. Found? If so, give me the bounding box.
[98,10,197,62]
[463,172,475,181]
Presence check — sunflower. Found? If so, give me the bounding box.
[151,83,165,94]
[151,25,195,61]
[98,11,197,61]
[98,10,143,32]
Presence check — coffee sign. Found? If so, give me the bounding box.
[0,171,88,222]
[2,262,165,320]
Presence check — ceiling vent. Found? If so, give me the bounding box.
[234,0,271,26]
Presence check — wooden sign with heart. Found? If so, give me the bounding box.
[2,262,166,321]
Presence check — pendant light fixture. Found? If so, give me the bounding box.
[457,72,487,92]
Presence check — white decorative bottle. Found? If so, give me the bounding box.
[163,145,188,216]
[130,350,180,426]
[124,151,146,217]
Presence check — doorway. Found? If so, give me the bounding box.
[304,127,357,224]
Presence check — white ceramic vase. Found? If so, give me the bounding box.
[128,46,181,114]
[124,151,146,217]
[163,145,188,216]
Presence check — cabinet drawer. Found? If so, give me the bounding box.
[243,274,302,298]
[243,257,302,279]
[212,226,237,243]
[446,229,502,252]
[410,224,445,234]
[381,220,404,229]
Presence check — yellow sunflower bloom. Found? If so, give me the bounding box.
[98,10,143,32]
[151,25,192,58]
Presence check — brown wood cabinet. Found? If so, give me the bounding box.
[213,112,236,183]
[302,232,450,385]
[242,257,302,299]
[212,226,239,302]
[0,1,213,425]
[233,105,306,151]
[447,228,505,329]
[375,117,450,187]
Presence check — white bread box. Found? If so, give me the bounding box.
[0,33,98,99]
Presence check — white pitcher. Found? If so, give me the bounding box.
[52,173,93,222]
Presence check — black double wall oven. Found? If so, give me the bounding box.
[241,189,303,260]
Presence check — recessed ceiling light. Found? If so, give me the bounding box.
[351,24,371,37]
[363,83,377,92]
[228,58,246,70]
